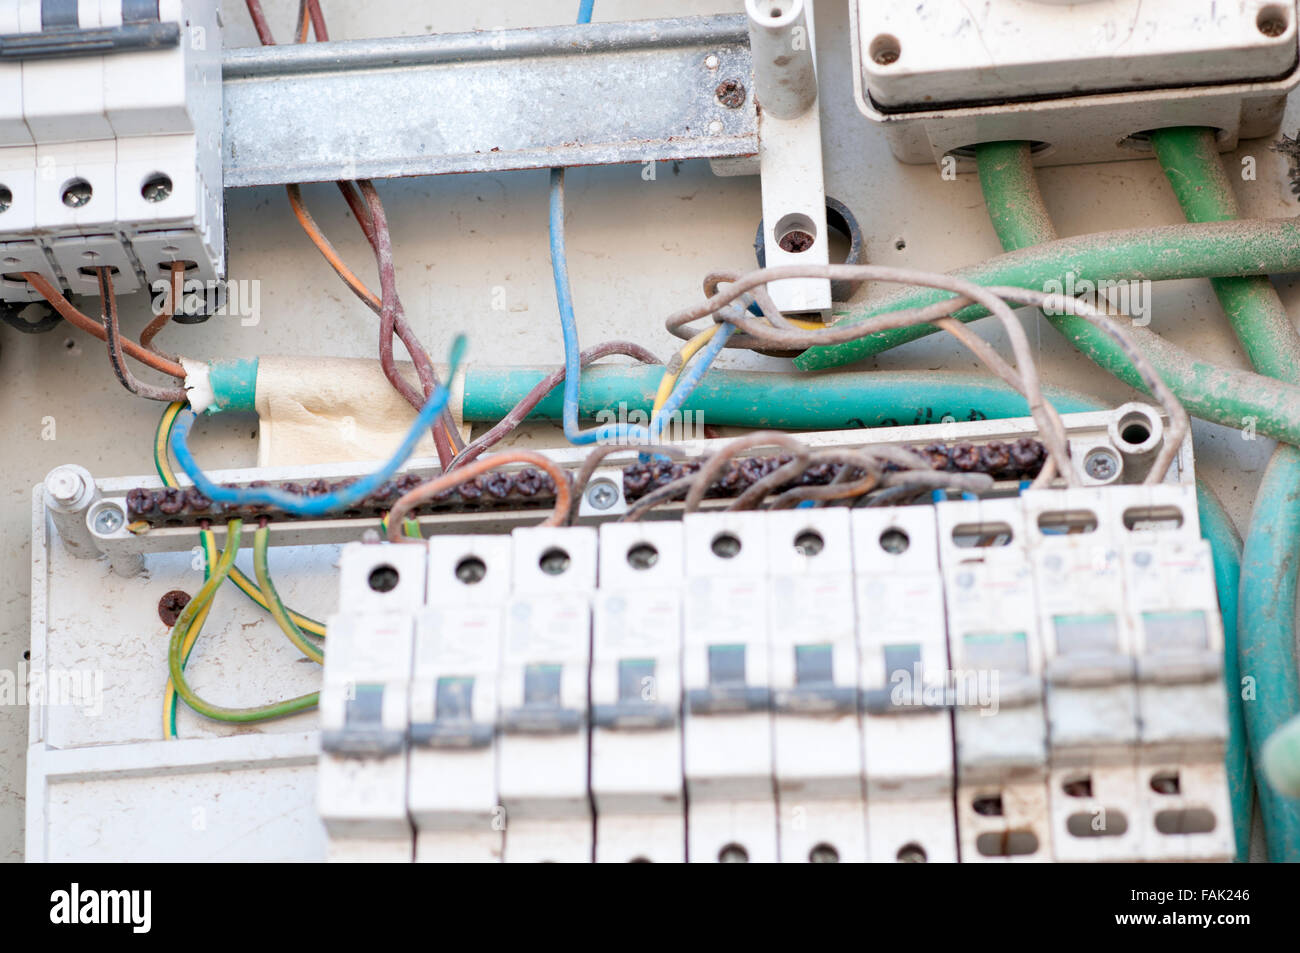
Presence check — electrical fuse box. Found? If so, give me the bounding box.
[1023,489,1142,862]
[318,542,427,863]
[1118,485,1234,862]
[408,535,513,863]
[681,511,777,863]
[936,497,1052,863]
[591,521,686,864]
[853,505,958,864]
[0,0,224,303]
[497,525,597,863]
[765,508,866,863]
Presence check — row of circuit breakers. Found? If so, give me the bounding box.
[318,483,1233,863]
[0,1,223,303]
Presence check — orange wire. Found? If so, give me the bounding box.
[384,451,572,541]
[23,271,187,380]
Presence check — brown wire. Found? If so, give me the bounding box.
[451,341,661,471]
[139,261,186,361]
[98,268,188,402]
[23,271,186,380]
[244,0,277,45]
[385,451,572,541]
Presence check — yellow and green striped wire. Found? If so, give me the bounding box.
[156,402,326,736]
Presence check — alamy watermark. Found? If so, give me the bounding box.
[1041,271,1152,327]
[150,277,261,326]
[594,402,707,445]
[0,663,103,717]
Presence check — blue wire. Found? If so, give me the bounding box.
[577,0,595,24]
[171,336,468,517]
[649,323,736,440]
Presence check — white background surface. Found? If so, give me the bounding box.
[2,0,1297,860]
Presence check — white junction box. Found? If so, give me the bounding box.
[851,0,1300,168]
[937,497,1052,863]
[497,526,597,863]
[681,511,778,863]
[0,0,224,303]
[409,535,513,863]
[591,522,686,864]
[854,505,958,864]
[765,508,866,864]
[318,543,427,863]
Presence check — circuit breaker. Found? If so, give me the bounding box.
[854,505,959,864]
[936,496,1052,863]
[497,526,598,863]
[765,508,866,863]
[1023,488,1143,862]
[318,543,427,863]
[1119,485,1234,862]
[591,521,686,864]
[0,0,223,303]
[408,535,513,863]
[681,511,778,863]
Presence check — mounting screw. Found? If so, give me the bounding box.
[61,179,92,208]
[158,589,192,627]
[585,478,619,511]
[141,174,173,203]
[91,503,124,535]
[715,78,747,109]
[1083,447,1120,482]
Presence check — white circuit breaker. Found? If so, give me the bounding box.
[318,542,427,863]
[1023,488,1143,862]
[1118,485,1234,862]
[591,521,686,863]
[0,0,223,304]
[853,505,958,864]
[498,525,597,863]
[681,511,777,863]
[408,535,513,863]
[765,508,866,863]
[936,496,1052,863]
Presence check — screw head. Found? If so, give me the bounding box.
[714,79,746,109]
[704,53,720,70]
[142,174,173,203]
[585,479,619,510]
[61,179,92,208]
[91,504,124,535]
[808,843,840,863]
[158,589,192,627]
[1084,447,1120,482]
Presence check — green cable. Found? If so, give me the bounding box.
[794,145,1300,447]
[1151,126,1300,861]
[794,216,1300,370]
[968,138,1259,860]
[252,524,324,665]
[1195,482,1254,861]
[168,519,320,724]
[1263,713,1300,797]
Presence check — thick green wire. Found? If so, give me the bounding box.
[972,138,1259,860]
[252,524,324,665]
[168,520,320,724]
[1151,126,1300,862]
